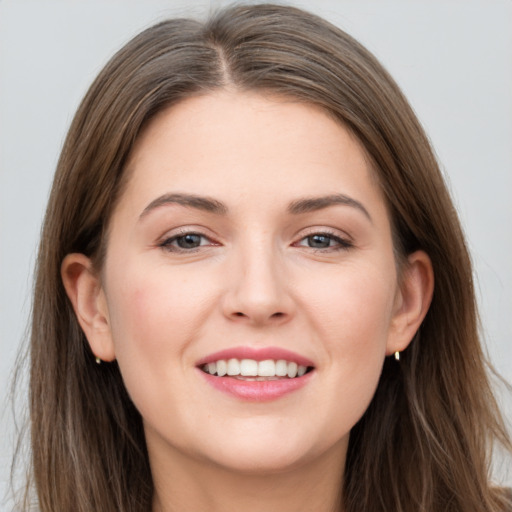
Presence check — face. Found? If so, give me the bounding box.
[93,91,409,474]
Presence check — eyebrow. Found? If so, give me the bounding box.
[287,194,372,222]
[139,193,228,219]
[139,192,371,222]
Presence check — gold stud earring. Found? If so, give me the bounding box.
[95,357,102,365]
[394,351,400,361]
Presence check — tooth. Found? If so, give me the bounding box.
[258,359,276,377]
[287,362,298,378]
[240,359,258,376]
[211,358,308,378]
[275,360,288,376]
[216,359,227,376]
[227,358,240,376]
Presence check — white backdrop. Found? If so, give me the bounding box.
[1,0,511,506]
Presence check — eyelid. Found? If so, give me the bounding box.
[157,227,219,252]
[155,225,354,253]
[293,227,354,250]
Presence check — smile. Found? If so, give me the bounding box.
[196,347,315,401]
[201,358,310,379]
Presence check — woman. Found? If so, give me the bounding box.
[17,3,510,511]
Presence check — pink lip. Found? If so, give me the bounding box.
[196,346,315,402]
[198,370,314,402]
[195,346,314,368]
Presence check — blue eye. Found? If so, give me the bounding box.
[306,234,334,249]
[174,234,203,249]
[298,233,352,250]
[160,232,211,251]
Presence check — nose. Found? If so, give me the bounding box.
[221,244,294,326]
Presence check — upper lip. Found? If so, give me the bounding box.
[196,346,315,368]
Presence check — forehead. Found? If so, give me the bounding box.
[119,90,385,218]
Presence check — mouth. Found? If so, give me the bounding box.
[200,358,313,380]
[196,347,315,401]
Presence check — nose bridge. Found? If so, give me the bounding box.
[223,232,292,324]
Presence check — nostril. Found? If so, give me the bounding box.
[229,311,287,322]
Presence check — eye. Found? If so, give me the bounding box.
[296,232,352,251]
[160,232,214,252]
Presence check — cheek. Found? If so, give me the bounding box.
[334,270,395,373]
[300,262,396,423]
[304,260,396,350]
[105,262,216,372]
[103,263,219,424]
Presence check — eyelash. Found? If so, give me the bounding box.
[158,229,353,253]
[159,231,214,253]
[295,230,353,252]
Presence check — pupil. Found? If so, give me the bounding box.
[177,234,201,248]
[309,235,330,248]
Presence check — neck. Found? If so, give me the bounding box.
[150,439,346,512]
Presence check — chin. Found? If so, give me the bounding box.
[206,444,314,475]
[197,423,344,476]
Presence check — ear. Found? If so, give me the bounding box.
[386,250,434,356]
[61,253,116,362]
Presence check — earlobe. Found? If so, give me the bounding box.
[61,253,116,362]
[387,250,434,356]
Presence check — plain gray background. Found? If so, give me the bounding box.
[1,0,511,506]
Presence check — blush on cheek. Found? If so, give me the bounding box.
[117,276,205,355]
[106,283,159,359]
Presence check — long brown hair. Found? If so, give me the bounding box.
[17,4,510,511]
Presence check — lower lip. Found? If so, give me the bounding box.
[198,370,313,401]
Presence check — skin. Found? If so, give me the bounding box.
[62,90,433,512]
